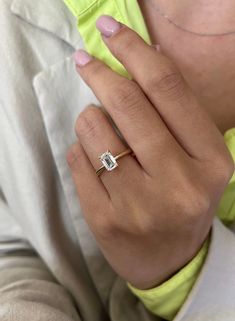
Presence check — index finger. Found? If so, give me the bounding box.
[96,15,226,162]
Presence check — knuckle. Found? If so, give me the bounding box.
[148,67,185,100]
[111,81,142,113]
[75,106,102,139]
[86,61,105,83]
[112,28,137,57]
[226,158,235,180]
[134,216,155,235]
[95,217,120,242]
[172,183,210,224]
[214,152,235,184]
[190,189,211,218]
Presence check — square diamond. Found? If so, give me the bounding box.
[100,151,118,171]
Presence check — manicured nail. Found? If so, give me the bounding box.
[73,50,93,67]
[96,15,122,38]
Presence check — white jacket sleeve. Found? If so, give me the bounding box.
[0,195,81,321]
[173,217,235,321]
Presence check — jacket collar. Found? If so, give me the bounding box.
[10,0,81,49]
[10,0,117,305]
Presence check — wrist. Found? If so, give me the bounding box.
[128,231,211,290]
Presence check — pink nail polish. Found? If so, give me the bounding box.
[96,15,122,38]
[73,50,92,66]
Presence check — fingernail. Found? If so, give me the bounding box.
[73,49,93,67]
[96,15,122,38]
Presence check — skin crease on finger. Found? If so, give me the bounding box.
[137,0,235,134]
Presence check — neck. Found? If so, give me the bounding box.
[137,0,159,44]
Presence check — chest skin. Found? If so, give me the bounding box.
[137,0,235,134]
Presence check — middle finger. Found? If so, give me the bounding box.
[73,52,183,176]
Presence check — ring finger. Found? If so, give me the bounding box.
[75,105,143,194]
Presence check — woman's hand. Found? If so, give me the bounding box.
[67,16,234,290]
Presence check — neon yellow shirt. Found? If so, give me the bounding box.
[63,0,235,319]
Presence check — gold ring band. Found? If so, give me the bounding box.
[96,148,133,176]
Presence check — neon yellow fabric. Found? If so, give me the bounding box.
[127,237,210,321]
[216,128,235,226]
[127,128,235,320]
[63,0,151,79]
[63,0,235,320]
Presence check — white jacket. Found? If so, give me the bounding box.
[1,0,235,320]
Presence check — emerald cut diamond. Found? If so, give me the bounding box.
[100,151,118,171]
